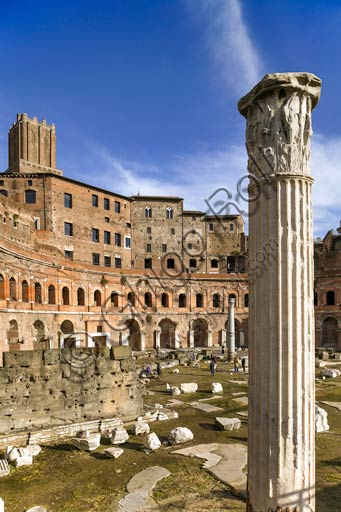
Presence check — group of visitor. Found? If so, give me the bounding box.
[209,354,247,375]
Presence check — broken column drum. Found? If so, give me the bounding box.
[238,73,321,512]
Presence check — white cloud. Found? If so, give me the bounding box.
[186,0,264,95]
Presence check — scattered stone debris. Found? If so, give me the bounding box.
[144,432,161,451]
[320,401,341,411]
[173,368,180,374]
[134,421,150,436]
[322,368,341,378]
[119,466,170,512]
[26,445,42,457]
[315,359,326,368]
[315,405,329,433]
[26,507,47,512]
[166,383,171,393]
[171,386,181,396]
[138,408,178,423]
[111,427,129,445]
[173,443,247,493]
[72,432,101,451]
[6,447,33,467]
[168,427,194,445]
[211,382,223,394]
[104,447,124,459]
[215,417,241,431]
[232,396,248,406]
[190,401,224,413]
[180,383,198,394]
[0,459,10,477]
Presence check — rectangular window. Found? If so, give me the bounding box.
[170,228,175,235]
[146,244,152,253]
[126,222,131,228]
[146,227,152,234]
[104,255,111,267]
[92,253,100,265]
[92,194,98,207]
[162,244,167,253]
[187,243,192,250]
[209,223,214,231]
[64,222,73,236]
[115,233,121,246]
[64,193,72,208]
[192,215,196,221]
[125,236,131,249]
[114,201,121,213]
[65,250,73,260]
[92,228,99,242]
[104,198,110,210]
[104,231,111,244]
[115,256,122,268]
[0,180,4,186]
[27,179,33,186]
[145,258,152,269]
[105,216,110,223]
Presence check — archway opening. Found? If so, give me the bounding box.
[125,319,141,351]
[61,319,76,348]
[159,319,176,348]
[193,318,208,347]
[33,320,45,349]
[322,317,338,347]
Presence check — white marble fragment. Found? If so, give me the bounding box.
[105,447,124,459]
[111,427,129,445]
[134,421,150,436]
[315,404,329,433]
[322,368,341,378]
[211,382,223,394]
[168,427,194,445]
[215,417,241,431]
[180,383,198,394]
[144,432,161,451]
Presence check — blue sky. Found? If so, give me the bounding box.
[0,0,340,236]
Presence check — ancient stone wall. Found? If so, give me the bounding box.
[0,346,143,436]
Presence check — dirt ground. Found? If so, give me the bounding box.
[0,356,340,512]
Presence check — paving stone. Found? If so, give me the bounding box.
[26,507,47,512]
[127,465,171,494]
[173,443,247,493]
[105,447,124,459]
[190,401,224,413]
[320,401,341,411]
[233,396,248,406]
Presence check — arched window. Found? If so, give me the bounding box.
[314,291,318,306]
[25,189,36,204]
[0,274,4,299]
[326,291,335,306]
[128,292,136,307]
[227,256,236,273]
[166,207,173,219]
[229,223,235,232]
[94,290,101,307]
[62,286,70,305]
[145,292,152,307]
[77,287,85,306]
[9,277,16,300]
[167,258,175,269]
[34,282,42,303]
[213,293,220,308]
[196,293,203,307]
[145,206,152,218]
[244,293,249,308]
[48,285,56,304]
[22,280,29,302]
[161,293,169,307]
[229,293,236,300]
[179,293,186,308]
[111,292,119,307]
[8,319,19,344]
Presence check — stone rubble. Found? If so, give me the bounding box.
[168,427,194,445]
[322,368,341,378]
[0,459,10,477]
[143,432,161,451]
[315,405,329,433]
[134,421,150,436]
[211,382,223,394]
[111,427,129,445]
[215,417,241,431]
[26,507,47,512]
[171,386,181,396]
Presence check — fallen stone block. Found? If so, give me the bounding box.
[0,459,10,477]
[316,404,329,433]
[144,432,161,451]
[180,383,198,394]
[26,445,42,458]
[26,507,47,512]
[315,359,326,368]
[72,433,101,452]
[111,427,129,445]
[173,368,180,374]
[334,353,341,360]
[104,447,124,459]
[15,448,33,467]
[134,421,150,436]
[5,446,19,462]
[322,368,341,378]
[215,417,241,431]
[171,386,181,396]
[211,382,223,394]
[168,427,194,445]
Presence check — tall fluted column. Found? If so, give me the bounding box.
[238,73,321,512]
[227,297,236,361]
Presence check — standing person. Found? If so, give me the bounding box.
[210,357,215,376]
[241,356,246,372]
[156,362,161,378]
[233,355,240,372]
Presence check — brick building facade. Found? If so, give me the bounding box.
[0,114,249,357]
